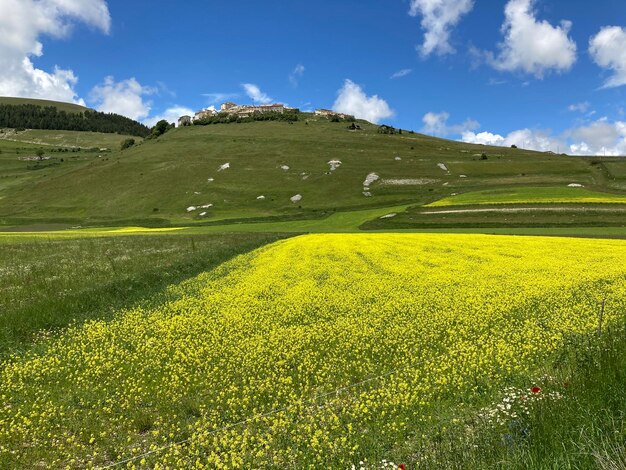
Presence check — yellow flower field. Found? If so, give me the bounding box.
[1,234,626,468]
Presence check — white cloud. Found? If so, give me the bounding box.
[289,64,305,87]
[566,119,626,156]
[409,0,474,57]
[568,101,590,113]
[332,79,393,124]
[461,118,626,156]
[0,0,110,103]
[421,111,479,137]
[486,0,577,78]
[144,106,195,128]
[390,69,413,79]
[242,83,273,104]
[89,76,155,121]
[462,128,565,152]
[589,26,626,89]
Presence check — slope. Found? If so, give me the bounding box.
[0,96,90,113]
[0,116,626,228]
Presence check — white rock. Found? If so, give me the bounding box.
[186,206,197,212]
[437,163,448,172]
[257,195,266,200]
[290,194,302,203]
[395,156,402,161]
[568,183,584,188]
[459,174,467,178]
[218,163,230,171]
[363,173,380,187]
[328,160,342,171]
[380,213,397,219]
[363,191,372,197]
[207,178,214,182]
[199,212,207,217]
[200,204,213,209]
[280,165,290,171]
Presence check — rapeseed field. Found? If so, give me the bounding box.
[1,234,625,468]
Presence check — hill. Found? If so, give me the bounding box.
[0,115,625,228]
[0,97,89,113]
[0,96,150,137]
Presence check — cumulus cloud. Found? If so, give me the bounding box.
[332,80,394,124]
[421,111,479,137]
[0,0,111,103]
[89,76,156,121]
[589,26,626,89]
[242,83,273,104]
[486,0,577,78]
[566,119,626,156]
[462,128,565,152]
[390,69,413,79]
[409,0,474,57]
[144,106,195,128]
[461,118,626,156]
[288,64,305,87]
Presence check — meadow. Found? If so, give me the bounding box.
[0,232,287,357]
[2,117,626,228]
[1,233,625,468]
[428,186,626,206]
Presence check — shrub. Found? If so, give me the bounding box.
[120,138,136,150]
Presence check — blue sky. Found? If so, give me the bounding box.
[1,0,626,155]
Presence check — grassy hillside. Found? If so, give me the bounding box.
[1,116,625,228]
[0,128,141,149]
[0,96,89,113]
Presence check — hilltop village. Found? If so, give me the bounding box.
[178,102,353,126]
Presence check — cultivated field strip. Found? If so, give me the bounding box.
[1,234,626,468]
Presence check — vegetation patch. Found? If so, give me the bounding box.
[429,186,626,207]
[1,234,625,468]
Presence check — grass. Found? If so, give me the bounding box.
[1,116,626,228]
[0,128,141,149]
[362,204,626,231]
[428,186,626,206]
[0,96,89,113]
[0,232,288,357]
[402,317,626,469]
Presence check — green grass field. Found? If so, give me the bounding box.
[0,97,89,113]
[1,116,625,228]
[428,186,626,206]
[0,128,140,149]
[0,232,287,357]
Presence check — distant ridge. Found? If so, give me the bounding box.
[0,97,150,137]
[0,97,89,114]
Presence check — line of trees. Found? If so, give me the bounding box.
[0,104,151,137]
[194,110,301,126]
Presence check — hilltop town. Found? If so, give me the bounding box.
[178,103,353,126]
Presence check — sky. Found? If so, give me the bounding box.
[1,0,626,155]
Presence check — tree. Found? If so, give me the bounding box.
[120,138,136,150]
[148,120,174,139]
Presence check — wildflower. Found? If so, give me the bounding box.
[531,386,541,394]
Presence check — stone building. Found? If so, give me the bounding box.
[178,115,192,127]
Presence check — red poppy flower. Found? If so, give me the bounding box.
[531,386,541,394]
[398,465,406,470]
